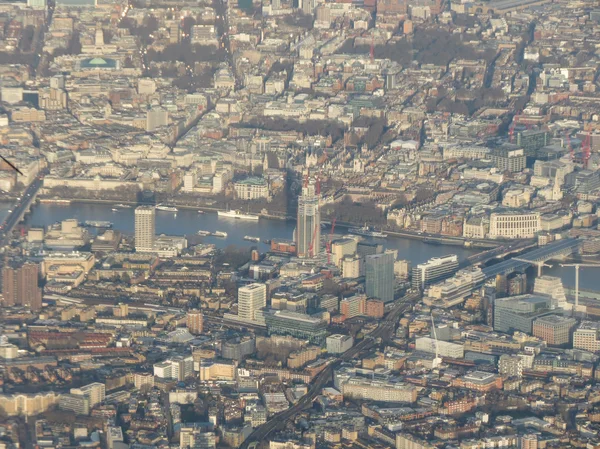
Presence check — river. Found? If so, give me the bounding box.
[0,201,596,291]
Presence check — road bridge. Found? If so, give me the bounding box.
[481,238,581,279]
[0,176,44,245]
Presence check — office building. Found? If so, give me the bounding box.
[265,310,327,344]
[412,255,459,290]
[199,360,236,381]
[533,276,567,309]
[516,130,549,158]
[296,181,320,258]
[221,334,256,360]
[134,373,154,390]
[498,354,523,378]
[396,434,435,449]
[70,382,105,408]
[187,310,204,335]
[573,321,600,352]
[341,255,361,278]
[424,267,486,309]
[357,241,384,257]
[27,0,47,8]
[366,299,385,318]
[300,0,315,14]
[365,251,395,303]
[489,212,541,239]
[234,177,269,200]
[135,206,155,252]
[1,266,16,306]
[494,295,554,334]
[180,427,216,449]
[490,148,526,173]
[340,294,366,319]
[153,356,194,381]
[18,263,41,310]
[59,394,90,415]
[341,378,417,403]
[1,263,42,311]
[238,283,266,322]
[533,315,576,346]
[146,108,169,132]
[326,334,354,354]
[107,427,124,449]
[0,392,59,417]
[331,238,358,267]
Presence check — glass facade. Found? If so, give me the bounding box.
[365,252,395,303]
[265,310,327,344]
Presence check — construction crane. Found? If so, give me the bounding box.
[431,315,442,369]
[513,257,553,277]
[582,132,591,169]
[509,110,521,143]
[325,217,336,264]
[559,263,600,311]
[565,133,574,160]
[308,220,319,258]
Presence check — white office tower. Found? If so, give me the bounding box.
[238,283,267,322]
[27,0,47,9]
[135,206,155,252]
[296,180,320,258]
[533,275,567,309]
[70,382,105,408]
[181,427,216,449]
[301,0,315,15]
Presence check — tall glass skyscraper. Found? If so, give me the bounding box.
[296,181,320,258]
[365,251,395,303]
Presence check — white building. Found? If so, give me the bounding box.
[70,382,105,408]
[234,177,269,200]
[153,356,194,381]
[238,283,267,322]
[488,212,541,239]
[573,321,600,353]
[341,255,361,278]
[533,276,567,309]
[327,334,354,354]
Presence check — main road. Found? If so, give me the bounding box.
[238,291,421,449]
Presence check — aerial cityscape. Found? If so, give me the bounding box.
[0,0,600,447]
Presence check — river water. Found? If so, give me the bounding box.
[0,202,596,291]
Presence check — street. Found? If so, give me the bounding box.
[238,291,421,449]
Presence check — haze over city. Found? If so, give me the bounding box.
[0,0,599,448]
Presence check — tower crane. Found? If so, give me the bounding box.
[325,217,336,264]
[559,263,600,311]
[582,132,592,169]
[431,315,442,369]
[513,257,553,277]
[565,133,574,160]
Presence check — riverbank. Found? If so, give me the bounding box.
[34,197,502,247]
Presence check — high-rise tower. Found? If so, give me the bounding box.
[238,283,266,322]
[366,251,395,303]
[135,206,155,252]
[2,263,41,310]
[296,180,320,258]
